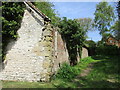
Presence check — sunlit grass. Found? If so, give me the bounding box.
[78,55,120,88]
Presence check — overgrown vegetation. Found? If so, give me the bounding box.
[33,2,60,26]
[1,1,120,88]
[2,2,25,60]
[55,63,80,81]
[2,2,25,39]
[55,57,98,81]
[96,45,119,55]
[58,17,86,65]
[1,2,58,61]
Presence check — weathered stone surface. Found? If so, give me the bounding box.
[81,47,88,59]
[43,30,52,36]
[44,37,53,42]
[52,31,70,73]
[41,41,51,47]
[0,7,53,82]
[42,60,51,69]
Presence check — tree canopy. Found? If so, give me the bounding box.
[110,20,120,39]
[94,1,115,36]
[76,18,93,32]
[33,2,60,26]
[117,1,120,19]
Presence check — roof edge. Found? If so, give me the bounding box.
[24,1,51,22]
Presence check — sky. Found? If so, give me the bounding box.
[52,2,116,42]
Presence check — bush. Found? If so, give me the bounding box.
[96,45,119,55]
[56,63,80,81]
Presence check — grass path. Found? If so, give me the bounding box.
[79,63,93,77]
[74,55,120,88]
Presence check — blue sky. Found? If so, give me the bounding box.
[52,2,115,42]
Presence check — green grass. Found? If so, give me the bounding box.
[1,55,120,88]
[2,81,54,88]
[55,57,95,81]
[77,55,120,88]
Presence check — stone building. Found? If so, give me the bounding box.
[0,2,88,82]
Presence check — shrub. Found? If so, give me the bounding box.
[96,45,119,55]
[56,63,79,80]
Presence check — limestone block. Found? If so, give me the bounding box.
[43,30,52,36]
[45,56,52,61]
[44,47,52,51]
[42,60,51,69]
[44,37,53,42]
[40,72,51,82]
[41,41,51,47]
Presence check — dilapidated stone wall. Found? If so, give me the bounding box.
[0,2,88,82]
[0,4,69,82]
[0,5,55,81]
[81,47,88,59]
[52,30,69,73]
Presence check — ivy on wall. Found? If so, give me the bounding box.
[2,2,25,39]
[58,17,86,66]
[2,2,25,60]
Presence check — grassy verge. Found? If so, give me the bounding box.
[2,81,54,88]
[1,55,120,88]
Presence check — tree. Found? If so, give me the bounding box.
[58,17,86,66]
[110,20,120,39]
[94,1,115,36]
[101,33,112,42]
[115,1,120,39]
[85,40,96,48]
[33,2,60,26]
[110,1,120,40]
[76,18,94,39]
[117,1,120,19]
[76,18,93,32]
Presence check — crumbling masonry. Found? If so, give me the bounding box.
[0,2,88,82]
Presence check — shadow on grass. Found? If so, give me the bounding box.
[92,55,119,74]
[91,55,110,60]
[72,55,120,88]
[74,77,120,88]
